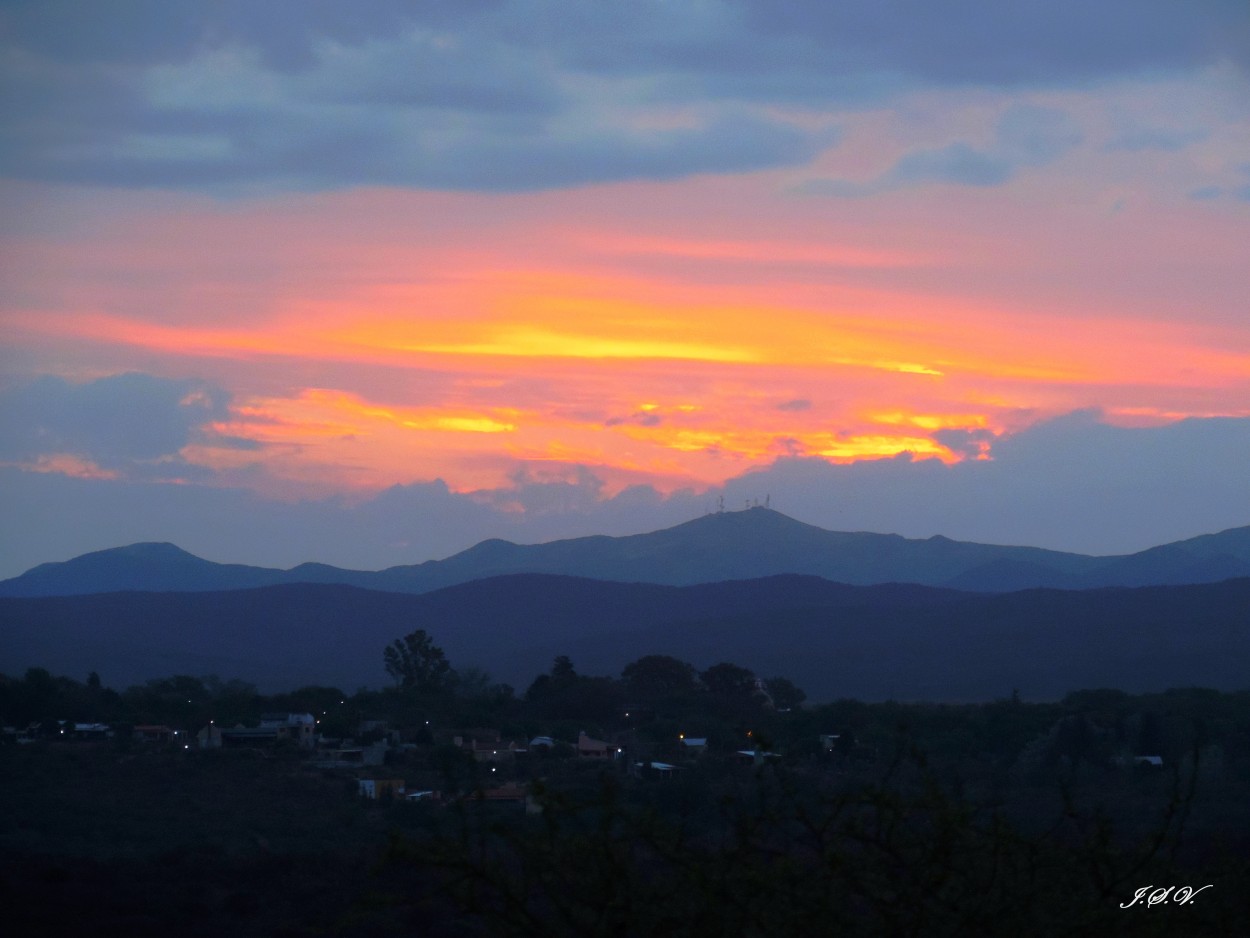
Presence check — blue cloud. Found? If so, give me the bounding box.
[806,105,1082,196]
[741,0,1250,85]
[606,411,664,428]
[0,372,232,469]
[1105,127,1208,152]
[775,399,812,412]
[932,427,996,458]
[1,0,1241,192]
[996,105,1084,163]
[724,411,1250,555]
[1186,164,1250,203]
[889,143,1015,187]
[1188,185,1225,200]
[8,1,1244,82]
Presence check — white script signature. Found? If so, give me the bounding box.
[1120,885,1213,909]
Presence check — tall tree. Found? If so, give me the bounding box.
[622,655,698,703]
[764,676,806,710]
[384,629,453,693]
[550,656,578,689]
[700,662,758,701]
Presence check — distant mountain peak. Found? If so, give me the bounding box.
[0,541,286,598]
[671,506,825,533]
[21,541,197,573]
[706,506,798,521]
[112,541,197,557]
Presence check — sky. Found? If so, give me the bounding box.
[1,0,1249,579]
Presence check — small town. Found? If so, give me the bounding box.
[5,637,1249,938]
[3,638,865,807]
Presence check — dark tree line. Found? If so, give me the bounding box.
[5,645,1250,936]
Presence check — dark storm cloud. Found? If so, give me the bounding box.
[0,372,231,468]
[2,0,1243,192]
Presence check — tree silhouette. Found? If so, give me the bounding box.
[622,654,698,704]
[700,662,758,701]
[383,629,453,693]
[550,655,577,689]
[764,675,806,710]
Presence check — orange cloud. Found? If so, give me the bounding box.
[816,435,954,462]
[5,454,119,480]
[4,180,1247,501]
[869,411,991,431]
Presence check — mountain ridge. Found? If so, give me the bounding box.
[3,507,1250,598]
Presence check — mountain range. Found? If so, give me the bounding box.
[4,509,1248,701]
[4,508,1250,597]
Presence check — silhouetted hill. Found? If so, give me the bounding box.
[3,509,1249,597]
[2,575,1247,701]
[1,542,294,596]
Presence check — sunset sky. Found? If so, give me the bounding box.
[2,1,1248,578]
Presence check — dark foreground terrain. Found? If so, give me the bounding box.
[3,697,1248,936]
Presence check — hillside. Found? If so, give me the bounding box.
[2,575,1247,701]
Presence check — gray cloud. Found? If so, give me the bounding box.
[772,437,806,458]
[932,427,996,458]
[1,0,1241,192]
[10,1,1243,80]
[394,112,834,193]
[1188,185,1225,200]
[1105,127,1208,152]
[0,373,231,469]
[995,105,1085,163]
[775,399,812,412]
[605,411,664,428]
[1186,163,1250,202]
[742,0,1249,85]
[805,105,1083,196]
[889,144,1016,188]
[728,411,1250,554]
[0,0,425,70]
